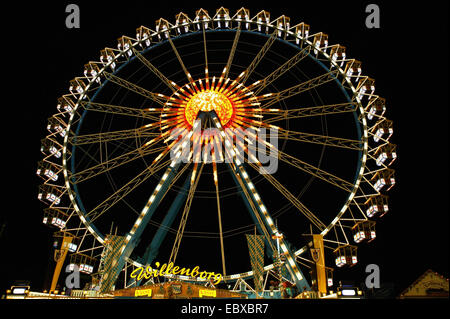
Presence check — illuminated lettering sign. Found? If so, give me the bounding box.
[134,289,152,297]
[199,289,217,298]
[130,261,223,285]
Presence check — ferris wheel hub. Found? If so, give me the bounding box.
[185,90,233,127]
[163,77,260,132]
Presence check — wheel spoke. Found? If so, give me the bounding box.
[167,35,194,84]
[71,133,170,184]
[246,161,326,231]
[252,45,311,95]
[103,72,169,106]
[169,162,204,265]
[224,27,241,79]
[278,150,354,192]
[211,110,309,286]
[247,138,354,192]
[258,69,339,109]
[213,161,227,277]
[262,102,357,124]
[78,100,161,121]
[202,23,209,82]
[276,127,363,151]
[87,154,173,223]
[69,127,160,146]
[131,47,178,93]
[240,29,278,85]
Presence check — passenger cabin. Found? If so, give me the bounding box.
[365,195,389,218]
[84,62,102,84]
[344,60,362,82]
[174,13,191,34]
[117,36,134,58]
[233,8,250,29]
[367,96,386,120]
[334,245,358,267]
[36,161,59,182]
[293,22,310,46]
[136,26,152,47]
[352,221,376,243]
[53,232,78,253]
[357,77,375,100]
[375,144,397,166]
[194,9,211,30]
[373,120,393,142]
[372,169,395,192]
[313,33,329,55]
[99,48,116,70]
[155,18,172,39]
[274,16,290,38]
[69,78,87,99]
[38,184,63,205]
[255,10,271,33]
[40,138,62,159]
[47,117,66,137]
[330,45,346,67]
[57,96,75,115]
[214,7,231,29]
[43,208,69,230]
[326,268,334,287]
[69,253,97,274]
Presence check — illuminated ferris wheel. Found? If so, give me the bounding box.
[37,7,396,296]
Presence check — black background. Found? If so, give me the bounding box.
[0,0,448,308]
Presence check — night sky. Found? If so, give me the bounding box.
[0,0,448,299]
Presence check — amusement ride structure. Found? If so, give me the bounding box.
[37,7,396,298]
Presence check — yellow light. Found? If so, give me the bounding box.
[185,90,234,127]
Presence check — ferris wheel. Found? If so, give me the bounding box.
[37,7,396,296]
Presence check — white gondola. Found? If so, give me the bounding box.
[372,169,395,192]
[334,245,358,267]
[373,120,394,142]
[352,221,376,243]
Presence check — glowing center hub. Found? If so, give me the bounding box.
[185,90,233,127]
